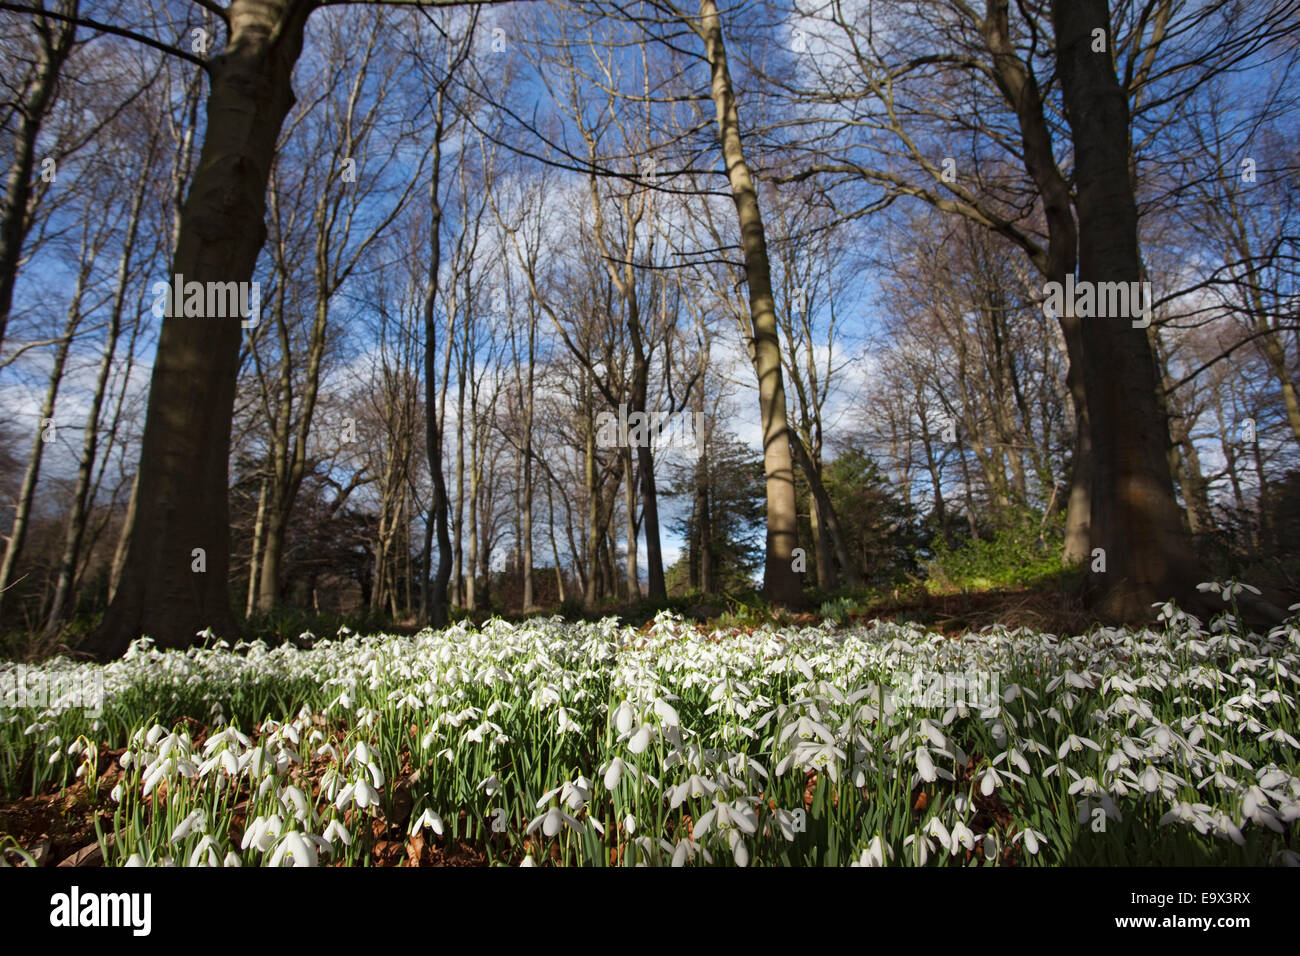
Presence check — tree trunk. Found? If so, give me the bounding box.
[421,87,454,628]
[467,401,480,611]
[688,442,703,591]
[1051,0,1205,621]
[106,473,137,604]
[634,441,666,599]
[0,261,87,616]
[808,487,832,589]
[546,480,565,604]
[699,0,803,607]
[257,507,286,614]
[44,148,152,634]
[453,356,466,607]
[981,0,1089,562]
[519,320,535,610]
[623,445,638,599]
[699,480,714,594]
[1155,339,1215,536]
[89,0,315,659]
[0,1,76,355]
[584,380,599,607]
[245,476,267,618]
[790,432,861,589]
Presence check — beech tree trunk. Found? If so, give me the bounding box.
[421,84,454,628]
[981,0,1090,562]
[1051,0,1203,621]
[89,0,315,659]
[453,348,467,607]
[698,0,803,607]
[584,376,599,607]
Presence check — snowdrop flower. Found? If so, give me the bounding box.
[612,701,636,735]
[978,763,1023,796]
[903,833,934,866]
[652,698,680,727]
[1258,727,1300,750]
[1057,733,1101,759]
[998,748,1032,775]
[692,798,758,840]
[324,818,353,846]
[466,720,504,744]
[849,835,894,867]
[924,816,953,853]
[282,785,311,823]
[628,722,654,754]
[726,829,750,867]
[914,746,938,783]
[950,820,977,854]
[1105,751,1132,774]
[317,742,342,762]
[1210,813,1246,846]
[526,806,581,838]
[565,776,593,809]
[603,757,632,790]
[670,837,712,867]
[1257,767,1294,792]
[241,814,283,853]
[350,778,380,810]
[1012,827,1047,856]
[1159,800,1218,835]
[981,833,998,860]
[188,836,222,867]
[1242,786,1285,833]
[268,831,319,867]
[670,774,718,808]
[779,714,834,746]
[538,777,592,811]
[141,757,176,797]
[771,807,804,841]
[169,809,207,845]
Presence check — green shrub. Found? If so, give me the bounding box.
[928,516,1065,591]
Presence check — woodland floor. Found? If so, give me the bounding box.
[0,583,1087,867]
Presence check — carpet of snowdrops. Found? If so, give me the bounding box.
[2,584,1299,866]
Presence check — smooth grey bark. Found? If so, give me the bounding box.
[698,0,803,606]
[90,0,316,659]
